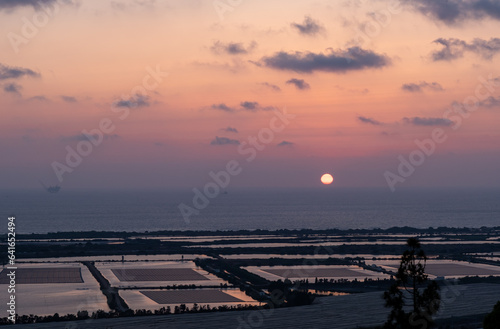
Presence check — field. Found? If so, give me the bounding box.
[6,227,500,327]
[140,290,244,304]
[262,267,376,278]
[0,267,83,284]
[426,263,500,277]
[111,268,210,282]
[371,260,500,278]
[245,265,388,281]
[0,263,108,316]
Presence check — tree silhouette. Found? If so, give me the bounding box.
[383,238,440,329]
[484,301,500,329]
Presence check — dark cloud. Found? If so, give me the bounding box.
[401,83,423,93]
[431,38,500,61]
[357,116,382,125]
[402,0,500,25]
[211,103,236,112]
[431,38,466,61]
[0,0,60,10]
[291,16,324,36]
[210,136,240,146]
[221,126,238,133]
[113,95,149,108]
[277,141,294,147]
[261,47,390,73]
[60,95,77,103]
[260,82,281,92]
[211,41,257,55]
[240,101,275,111]
[240,101,259,110]
[402,81,444,92]
[286,78,310,90]
[60,133,120,142]
[0,63,40,80]
[3,83,22,95]
[403,117,453,126]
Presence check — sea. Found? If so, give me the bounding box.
[1,188,499,234]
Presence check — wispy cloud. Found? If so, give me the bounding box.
[0,63,40,80]
[403,117,453,126]
[261,47,390,73]
[291,16,324,36]
[3,83,22,95]
[110,0,156,11]
[113,95,149,108]
[211,41,257,55]
[357,116,382,125]
[260,82,281,92]
[479,96,500,108]
[402,81,444,92]
[221,126,238,133]
[277,141,294,147]
[431,38,500,61]
[27,95,48,101]
[210,101,274,113]
[335,85,369,94]
[60,133,120,142]
[210,136,240,145]
[211,103,236,112]
[193,58,247,73]
[60,95,77,103]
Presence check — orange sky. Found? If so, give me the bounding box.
[1,0,499,189]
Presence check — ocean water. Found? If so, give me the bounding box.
[1,188,499,234]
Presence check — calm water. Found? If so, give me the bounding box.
[1,188,499,234]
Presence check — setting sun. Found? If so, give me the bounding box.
[320,173,334,185]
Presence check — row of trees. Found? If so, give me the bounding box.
[0,304,262,325]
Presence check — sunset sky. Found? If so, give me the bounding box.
[1,0,500,190]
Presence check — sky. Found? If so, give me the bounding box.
[1,0,500,190]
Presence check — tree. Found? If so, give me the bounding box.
[484,301,500,329]
[383,238,440,329]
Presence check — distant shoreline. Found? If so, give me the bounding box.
[11,225,500,239]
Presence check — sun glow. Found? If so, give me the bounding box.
[320,173,334,185]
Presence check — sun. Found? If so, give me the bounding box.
[320,173,334,185]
